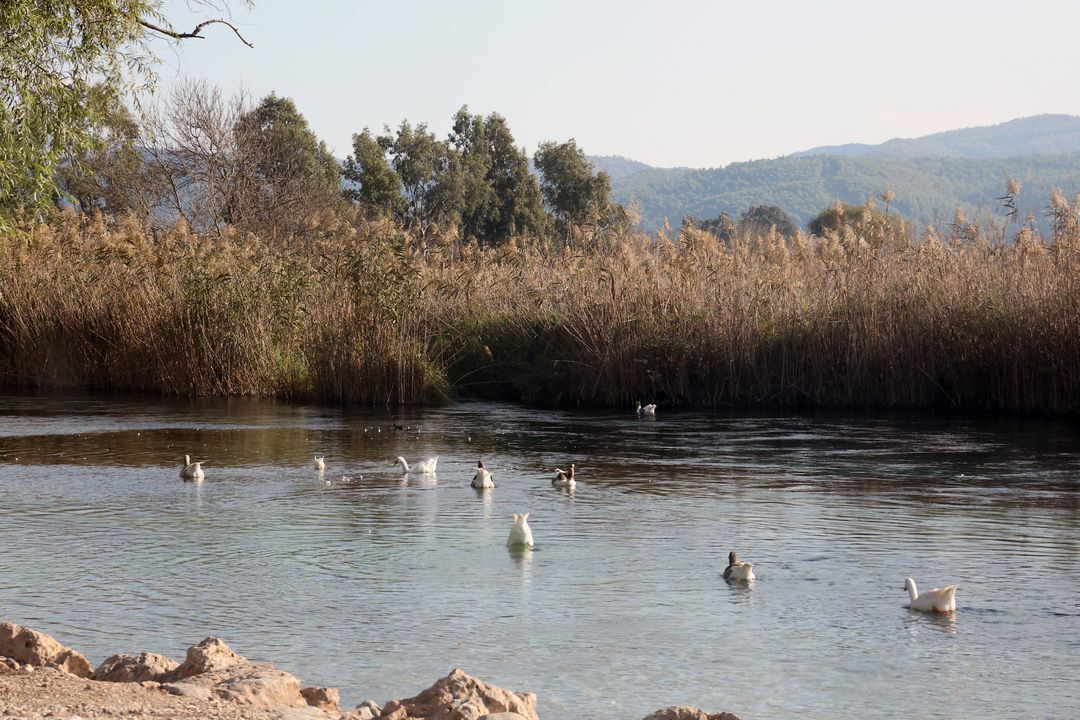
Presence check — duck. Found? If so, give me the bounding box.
[471,459,494,489]
[722,551,755,581]
[636,401,657,417]
[314,455,326,471]
[179,455,204,481]
[394,455,438,474]
[903,577,958,614]
[552,463,576,488]
[507,512,534,548]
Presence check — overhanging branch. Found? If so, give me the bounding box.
[140,18,254,48]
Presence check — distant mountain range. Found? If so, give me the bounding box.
[591,115,1080,230]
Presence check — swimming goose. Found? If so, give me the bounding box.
[552,463,576,488]
[394,455,438,474]
[471,459,494,489]
[507,512,534,548]
[723,551,755,581]
[636,401,657,417]
[314,455,326,471]
[904,577,958,614]
[180,455,204,481]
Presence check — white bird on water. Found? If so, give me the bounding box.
[394,456,438,474]
[314,455,326,471]
[636,401,657,417]
[507,512,534,548]
[552,463,576,488]
[904,577,958,614]
[471,459,494,489]
[180,455,204,481]
[722,551,756,581]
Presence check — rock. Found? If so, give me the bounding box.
[479,714,530,720]
[177,662,308,708]
[161,682,214,700]
[93,652,179,683]
[301,686,341,713]
[377,668,537,720]
[640,707,743,720]
[165,637,247,681]
[342,700,382,720]
[0,622,92,678]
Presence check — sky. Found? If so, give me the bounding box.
[151,0,1080,168]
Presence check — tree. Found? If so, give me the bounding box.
[0,0,252,223]
[534,140,611,239]
[698,211,737,241]
[343,129,403,217]
[232,93,343,242]
[738,204,797,237]
[448,106,548,244]
[808,200,903,237]
[381,121,462,238]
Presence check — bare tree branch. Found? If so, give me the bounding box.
[140,18,254,48]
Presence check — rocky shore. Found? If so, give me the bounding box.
[0,622,742,720]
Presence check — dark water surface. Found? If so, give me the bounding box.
[0,394,1078,719]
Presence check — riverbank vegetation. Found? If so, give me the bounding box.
[2,187,1078,413]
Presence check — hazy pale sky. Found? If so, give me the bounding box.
[152,0,1079,168]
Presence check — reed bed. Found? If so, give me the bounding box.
[1,206,1078,413]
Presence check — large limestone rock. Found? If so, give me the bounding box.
[93,652,179,683]
[378,668,538,720]
[165,662,309,708]
[0,622,92,678]
[640,707,743,720]
[302,685,341,713]
[165,636,247,681]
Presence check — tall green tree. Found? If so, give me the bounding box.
[232,92,343,241]
[381,121,462,238]
[0,0,253,223]
[534,140,611,239]
[739,204,797,237]
[344,129,404,217]
[448,106,547,244]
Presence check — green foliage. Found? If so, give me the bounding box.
[343,129,404,217]
[380,121,462,238]
[697,212,736,241]
[534,140,612,235]
[448,106,547,244]
[808,201,903,237]
[739,204,797,237]
[0,0,154,221]
[237,94,340,196]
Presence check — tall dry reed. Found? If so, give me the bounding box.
[1,203,1078,413]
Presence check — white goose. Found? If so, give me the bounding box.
[552,463,576,488]
[904,577,958,614]
[507,512,534,548]
[636,401,657,417]
[179,455,204,481]
[394,455,438,474]
[722,551,755,581]
[471,459,494,489]
[314,455,326,471]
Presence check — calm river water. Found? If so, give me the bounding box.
[0,394,1077,719]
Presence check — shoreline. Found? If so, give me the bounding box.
[0,622,741,720]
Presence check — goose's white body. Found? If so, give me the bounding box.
[314,456,326,471]
[723,551,755,581]
[904,577,958,614]
[552,463,576,488]
[395,455,438,474]
[180,455,204,481]
[507,512,534,548]
[636,401,657,417]
[471,460,494,489]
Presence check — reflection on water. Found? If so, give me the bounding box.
[0,393,1078,719]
